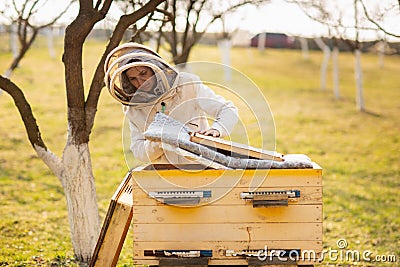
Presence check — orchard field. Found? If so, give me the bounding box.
[0,40,399,266]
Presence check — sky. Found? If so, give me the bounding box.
[1,0,399,41]
[222,1,329,36]
[222,0,400,41]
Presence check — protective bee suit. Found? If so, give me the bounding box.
[105,43,238,164]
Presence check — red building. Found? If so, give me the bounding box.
[250,32,295,49]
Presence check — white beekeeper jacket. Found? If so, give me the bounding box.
[117,45,238,164]
[124,72,238,164]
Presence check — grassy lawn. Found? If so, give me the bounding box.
[0,39,399,266]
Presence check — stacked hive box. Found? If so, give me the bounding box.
[131,162,323,266]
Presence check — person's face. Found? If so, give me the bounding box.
[126,66,156,92]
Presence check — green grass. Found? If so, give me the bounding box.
[1,39,399,266]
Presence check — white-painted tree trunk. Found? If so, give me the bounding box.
[10,24,19,59]
[4,25,19,79]
[3,69,12,79]
[314,38,330,91]
[218,39,232,81]
[299,37,309,60]
[354,49,364,111]
[46,28,56,59]
[149,38,158,51]
[376,41,385,69]
[258,33,266,53]
[332,46,340,99]
[378,50,384,69]
[35,143,100,262]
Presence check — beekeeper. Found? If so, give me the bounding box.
[105,43,238,163]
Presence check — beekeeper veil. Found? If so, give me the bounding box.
[104,43,179,106]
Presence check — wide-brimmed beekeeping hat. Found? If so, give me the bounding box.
[104,43,178,106]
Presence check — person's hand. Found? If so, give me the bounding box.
[197,128,220,138]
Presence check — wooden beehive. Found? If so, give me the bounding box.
[131,162,323,266]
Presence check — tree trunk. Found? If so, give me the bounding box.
[173,51,190,66]
[10,24,19,59]
[34,142,100,263]
[61,143,100,262]
[299,37,309,60]
[354,49,364,111]
[1,0,166,264]
[332,46,340,99]
[314,38,330,91]
[218,39,232,81]
[47,28,56,59]
[320,47,330,91]
[4,25,19,78]
[258,33,266,53]
[5,30,38,78]
[378,49,384,68]
[377,41,385,68]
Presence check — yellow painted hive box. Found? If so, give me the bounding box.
[131,162,323,266]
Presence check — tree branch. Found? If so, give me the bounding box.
[26,0,41,18]
[36,0,76,30]
[171,0,178,57]
[0,75,65,180]
[79,0,92,11]
[0,75,47,150]
[359,0,400,38]
[63,3,103,144]
[292,0,400,38]
[94,0,102,10]
[130,11,154,42]
[84,0,166,134]
[99,0,113,15]
[181,0,196,51]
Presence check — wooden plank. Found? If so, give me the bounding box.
[133,240,322,255]
[133,258,319,266]
[132,186,322,206]
[189,132,285,161]
[138,163,322,171]
[132,204,322,224]
[131,169,322,190]
[133,222,322,242]
[133,241,323,266]
[133,258,249,266]
[90,173,133,267]
[93,203,132,266]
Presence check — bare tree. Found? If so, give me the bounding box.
[358,0,400,38]
[149,0,268,65]
[0,0,165,263]
[292,1,341,97]
[352,0,365,111]
[314,37,331,91]
[0,0,74,78]
[289,0,400,110]
[291,0,400,37]
[331,37,340,99]
[302,37,311,60]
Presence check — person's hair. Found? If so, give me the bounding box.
[121,59,141,95]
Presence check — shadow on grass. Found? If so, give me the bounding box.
[360,109,382,117]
